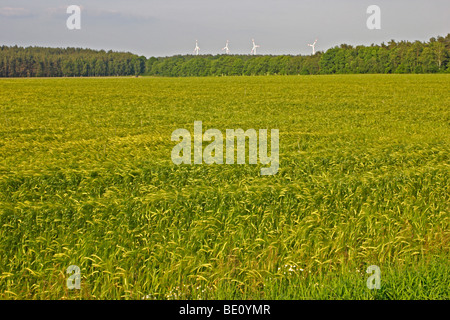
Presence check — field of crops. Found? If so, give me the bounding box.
[0,74,449,299]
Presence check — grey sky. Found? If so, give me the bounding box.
[0,0,448,57]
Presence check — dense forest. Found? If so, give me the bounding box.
[1,34,449,77]
[0,47,146,77]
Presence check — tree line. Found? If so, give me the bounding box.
[0,46,146,77]
[1,34,449,77]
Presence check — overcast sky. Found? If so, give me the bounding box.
[0,0,449,57]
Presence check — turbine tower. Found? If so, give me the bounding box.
[251,38,260,55]
[308,39,317,55]
[222,40,230,54]
[193,40,200,55]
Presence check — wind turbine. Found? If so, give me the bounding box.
[308,39,317,55]
[193,40,200,55]
[222,40,230,54]
[251,38,260,55]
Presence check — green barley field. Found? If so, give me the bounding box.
[0,74,449,299]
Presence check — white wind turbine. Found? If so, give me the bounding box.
[222,40,230,54]
[193,40,200,55]
[251,38,260,55]
[308,39,318,55]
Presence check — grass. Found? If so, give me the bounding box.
[0,74,449,299]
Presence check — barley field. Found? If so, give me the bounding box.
[0,74,449,299]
